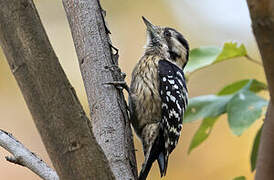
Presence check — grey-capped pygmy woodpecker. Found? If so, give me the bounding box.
[129,17,189,180]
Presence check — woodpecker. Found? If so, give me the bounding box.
[129,17,189,180]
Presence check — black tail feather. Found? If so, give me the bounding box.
[157,152,167,177]
[138,128,167,180]
[138,155,155,180]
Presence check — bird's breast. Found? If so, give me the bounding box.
[129,55,162,136]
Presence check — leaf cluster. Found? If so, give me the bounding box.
[183,42,267,178]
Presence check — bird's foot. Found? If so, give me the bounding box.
[104,80,129,93]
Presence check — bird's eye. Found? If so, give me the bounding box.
[164,30,171,37]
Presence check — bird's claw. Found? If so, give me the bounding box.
[104,81,130,93]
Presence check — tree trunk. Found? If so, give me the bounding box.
[246,1,274,179]
[0,0,114,179]
[62,0,138,179]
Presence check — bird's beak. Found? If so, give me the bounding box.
[142,16,158,37]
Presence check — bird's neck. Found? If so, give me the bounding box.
[144,49,186,70]
[144,46,170,61]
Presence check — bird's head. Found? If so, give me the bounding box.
[142,16,189,68]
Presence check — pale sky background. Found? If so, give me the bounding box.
[170,0,252,40]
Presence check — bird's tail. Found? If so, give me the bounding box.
[138,154,155,180]
[138,128,168,180]
[138,150,168,180]
[157,151,168,177]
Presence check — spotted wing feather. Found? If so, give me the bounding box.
[158,59,188,175]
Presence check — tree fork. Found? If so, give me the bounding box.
[0,0,114,179]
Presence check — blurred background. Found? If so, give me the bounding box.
[0,0,266,179]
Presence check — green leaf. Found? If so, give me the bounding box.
[233,176,246,180]
[188,117,219,154]
[251,125,263,172]
[185,79,267,124]
[215,42,247,63]
[184,47,221,73]
[218,79,267,96]
[227,91,268,136]
[184,95,232,123]
[184,42,247,74]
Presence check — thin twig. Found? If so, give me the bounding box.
[0,129,59,180]
[245,55,263,66]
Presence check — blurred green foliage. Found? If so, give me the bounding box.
[184,42,267,176]
[233,176,246,180]
[185,42,247,73]
[250,126,262,172]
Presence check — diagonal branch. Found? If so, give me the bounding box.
[0,0,114,179]
[0,130,59,180]
[62,0,138,179]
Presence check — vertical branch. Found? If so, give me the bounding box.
[0,0,114,179]
[62,0,138,179]
[246,1,274,179]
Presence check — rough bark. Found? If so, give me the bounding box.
[62,0,138,179]
[0,0,114,179]
[246,1,274,179]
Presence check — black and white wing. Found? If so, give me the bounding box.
[157,59,188,175]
